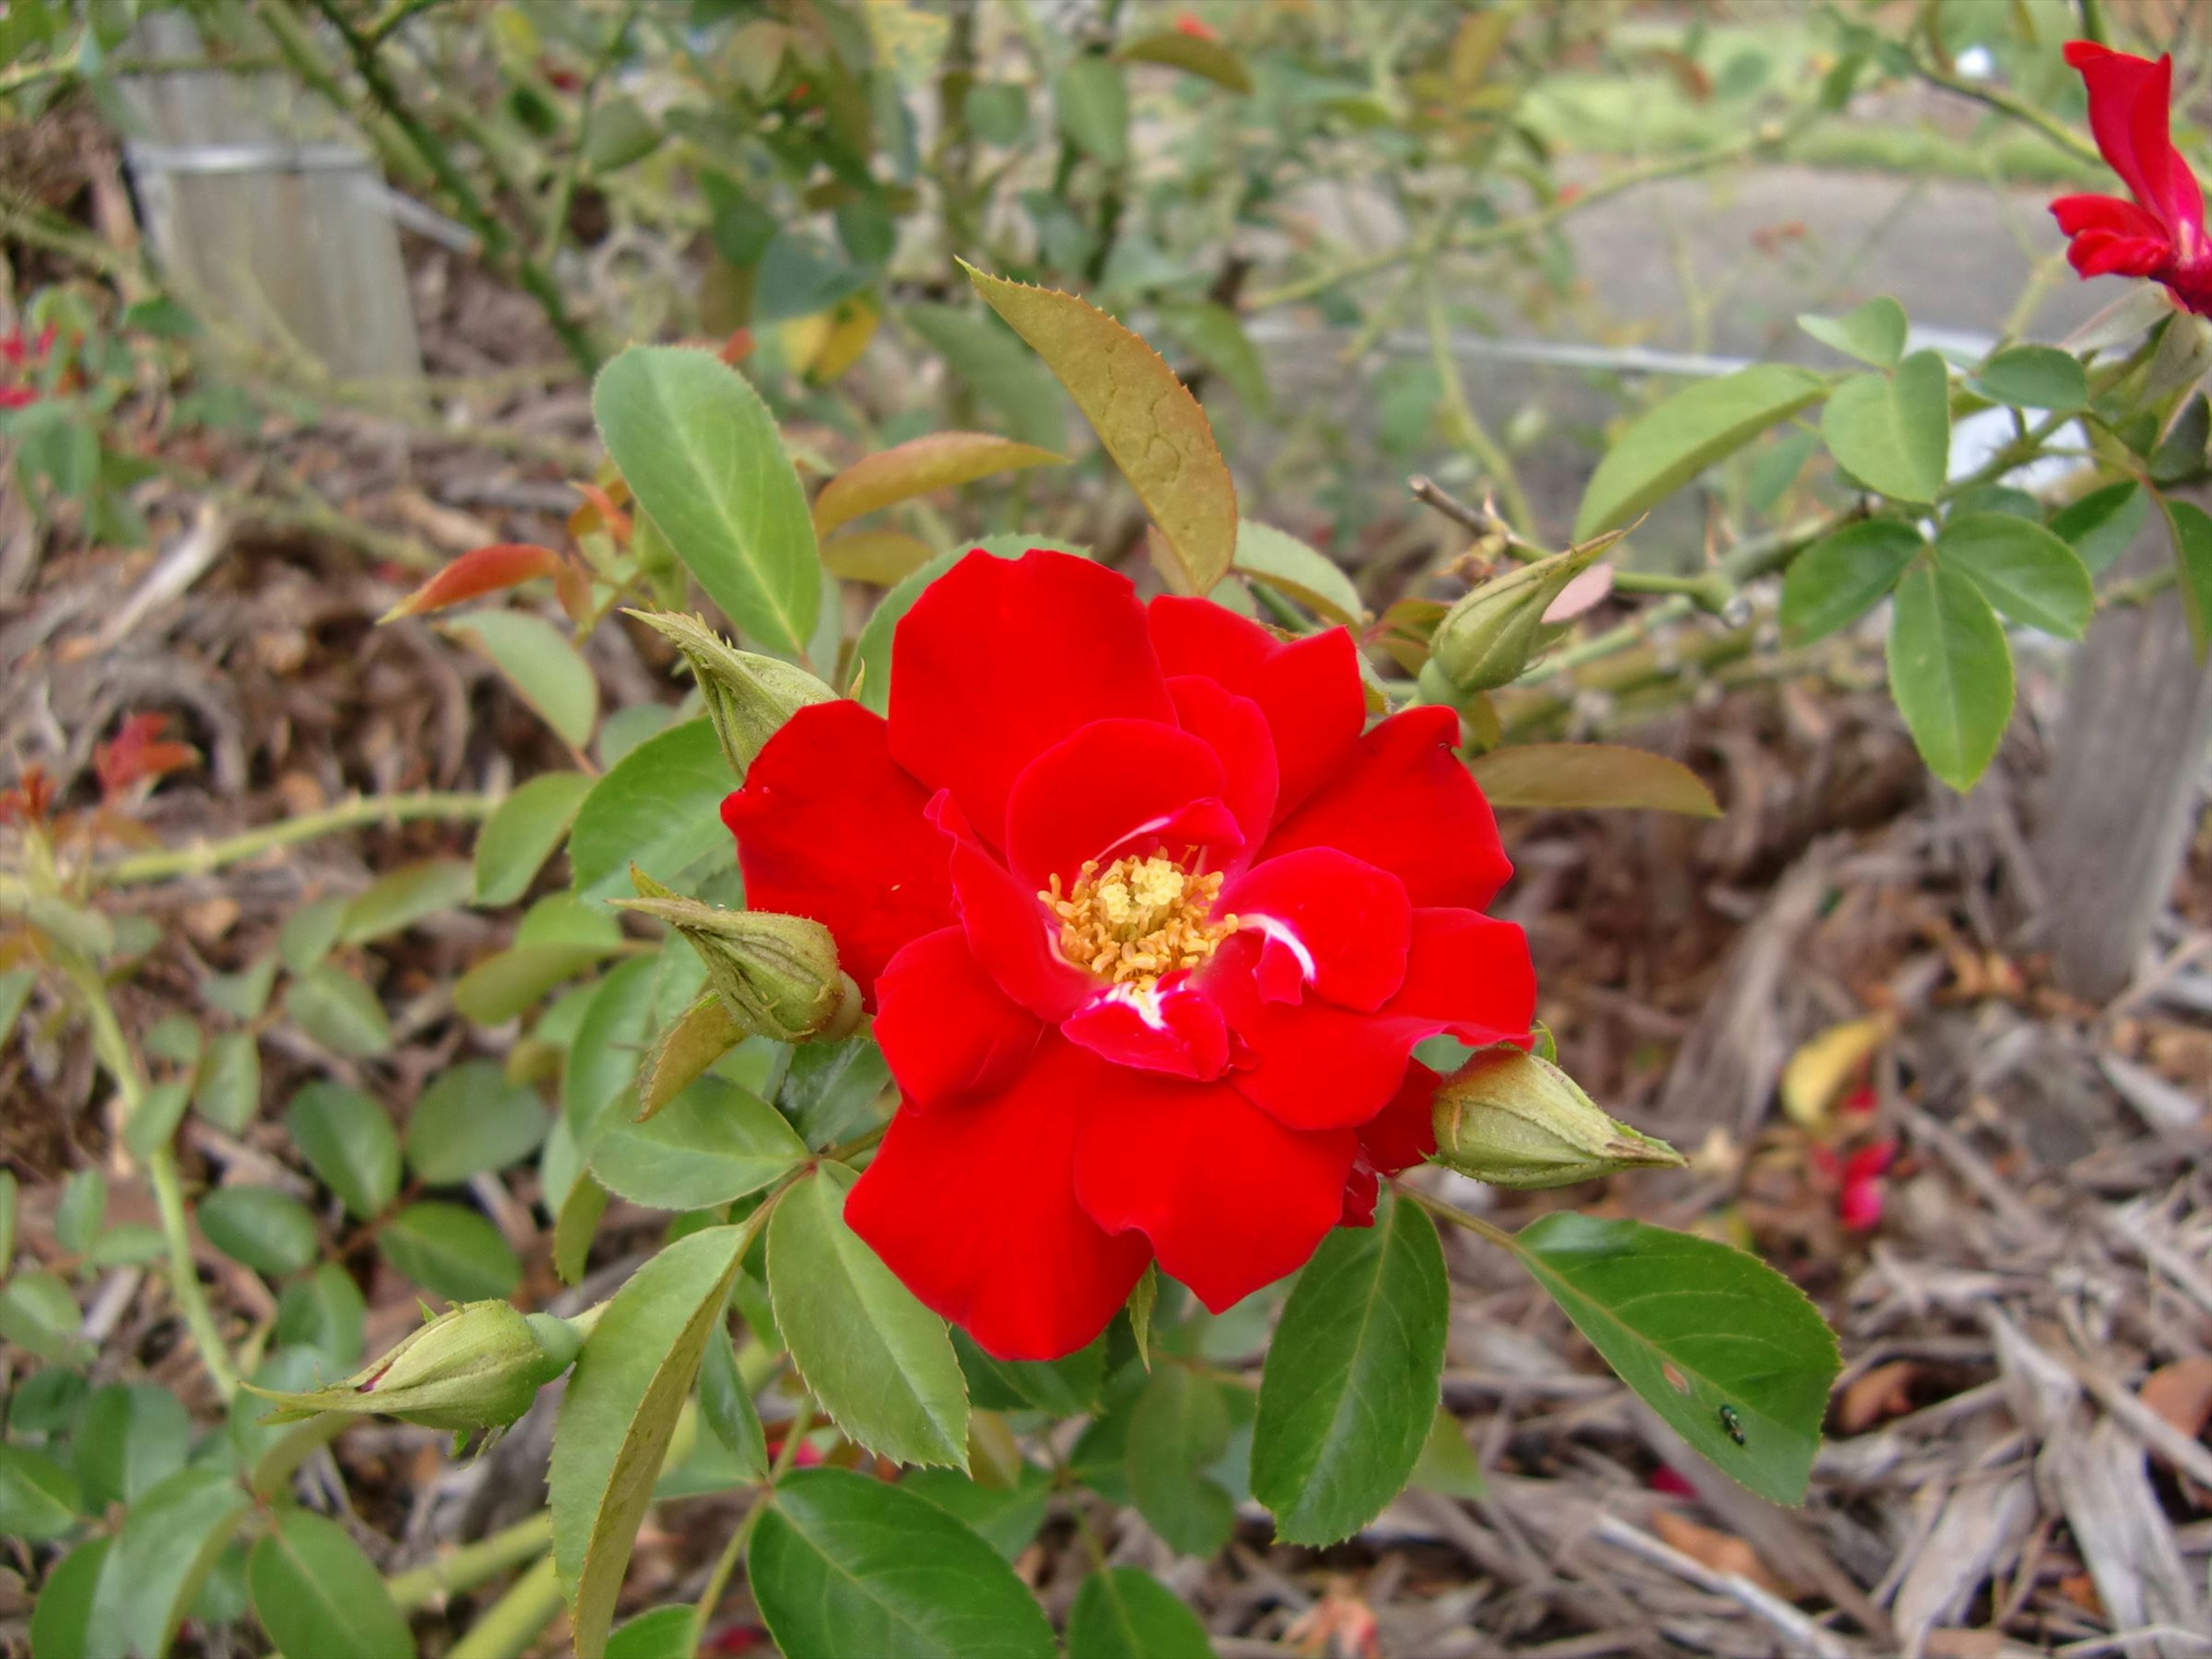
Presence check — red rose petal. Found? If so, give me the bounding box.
[930,791,1095,1022]
[1166,675,1278,852]
[846,1037,1153,1361]
[1003,717,1239,893]
[1359,1060,1443,1177]
[1219,846,1410,1013]
[1214,907,1534,1132]
[722,701,952,1006]
[1262,704,1512,911]
[1071,1063,1355,1312]
[1060,982,1231,1081]
[872,926,1043,1109]
[1147,597,1365,819]
[890,550,1175,850]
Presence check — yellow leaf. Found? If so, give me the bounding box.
[820,529,939,585]
[1116,29,1254,93]
[1779,1014,1893,1130]
[1467,743,1721,817]
[963,260,1239,593]
[811,431,1066,537]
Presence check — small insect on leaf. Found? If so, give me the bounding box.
[1718,1403,1746,1446]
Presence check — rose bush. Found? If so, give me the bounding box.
[725,548,1535,1358]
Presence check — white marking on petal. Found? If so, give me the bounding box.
[1241,914,1317,982]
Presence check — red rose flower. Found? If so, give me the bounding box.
[2051,41,2212,316]
[724,550,1535,1359]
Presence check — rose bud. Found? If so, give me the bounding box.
[1432,1046,1684,1189]
[1428,540,1608,694]
[624,609,835,780]
[616,870,863,1043]
[243,1301,587,1430]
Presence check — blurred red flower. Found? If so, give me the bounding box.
[0,323,58,410]
[724,550,1535,1359]
[2051,41,2212,315]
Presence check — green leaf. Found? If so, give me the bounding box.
[376,1201,522,1302]
[86,1225,165,1270]
[99,1466,252,1659]
[143,1014,202,1069]
[339,858,474,945]
[119,1079,190,1162]
[1466,743,1720,817]
[55,1168,104,1256]
[29,1537,108,1659]
[0,1444,84,1541]
[812,432,1065,537]
[275,1261,368,1368]
[1796,296,1907,368]
[444,609,600,751]
[2050,480,2147,576]
[592,346,819,656]
[2166,497,2212,656]
[767,1163,968,1469]
[0,1271,82,1362]
[1574,364,1827,540]
[950,1327,1104,1416]
[605,1606,695,1659]
[1408,1407,1487,1501]
[74,1383,191,1509]
[287,1082,402,1220]
[776,1033,891,1150]
[1972,343,2088,412]
[198,1185,320,1277]
[283,965,392,1058]
[748,1467,1056,1659]
[1887,561,2014,792]
[562,950,705,1149]
[475,772,594,906]
[0,1167,12,1271]
[453,941,623,1026]
[0,965,35,1040]
[1936,511,2093,638]
[406,1059,550,1184]
[1779,518,1924,642]
[902,1465,1052,1563]
[202,955,279,1021]
[1067,1566,1218,1659]
[698,1316,768,1482]
[1513,1213,1840,1505]
[551,1222,751,1658]
[1252,1192,1448,1546]
[965,263,1238,594]
[1233,521,1361,624]
[278,896,349,975]
[567,718,734,903]
[903,304,1066,451]
[589,1075,808,1211]
[554,1172,611,1287]
[1821,350,1952,503]
[1054,56,1129,165]
[1126,1365,1234,1556]
[248,1509,416,1659]
[194,1030,262,1133]
[1161,302,1271,415]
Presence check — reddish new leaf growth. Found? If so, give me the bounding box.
[94,713,198,798]
[0,764,55,827]
[567,482,633,546]
[2052,42,2212,316]
[380,544,566,622]
[723,549,1535,1361]
[718,328,756,365]
[0,323,61,410]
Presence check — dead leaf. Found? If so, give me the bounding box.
[1647,1509,1786,1596]
[1837,1359,1920,1434]
[2139,1356,2212,1444]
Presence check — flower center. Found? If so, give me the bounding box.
[1041,853,1237,988]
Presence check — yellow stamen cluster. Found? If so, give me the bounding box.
[1041,853,1237,989]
